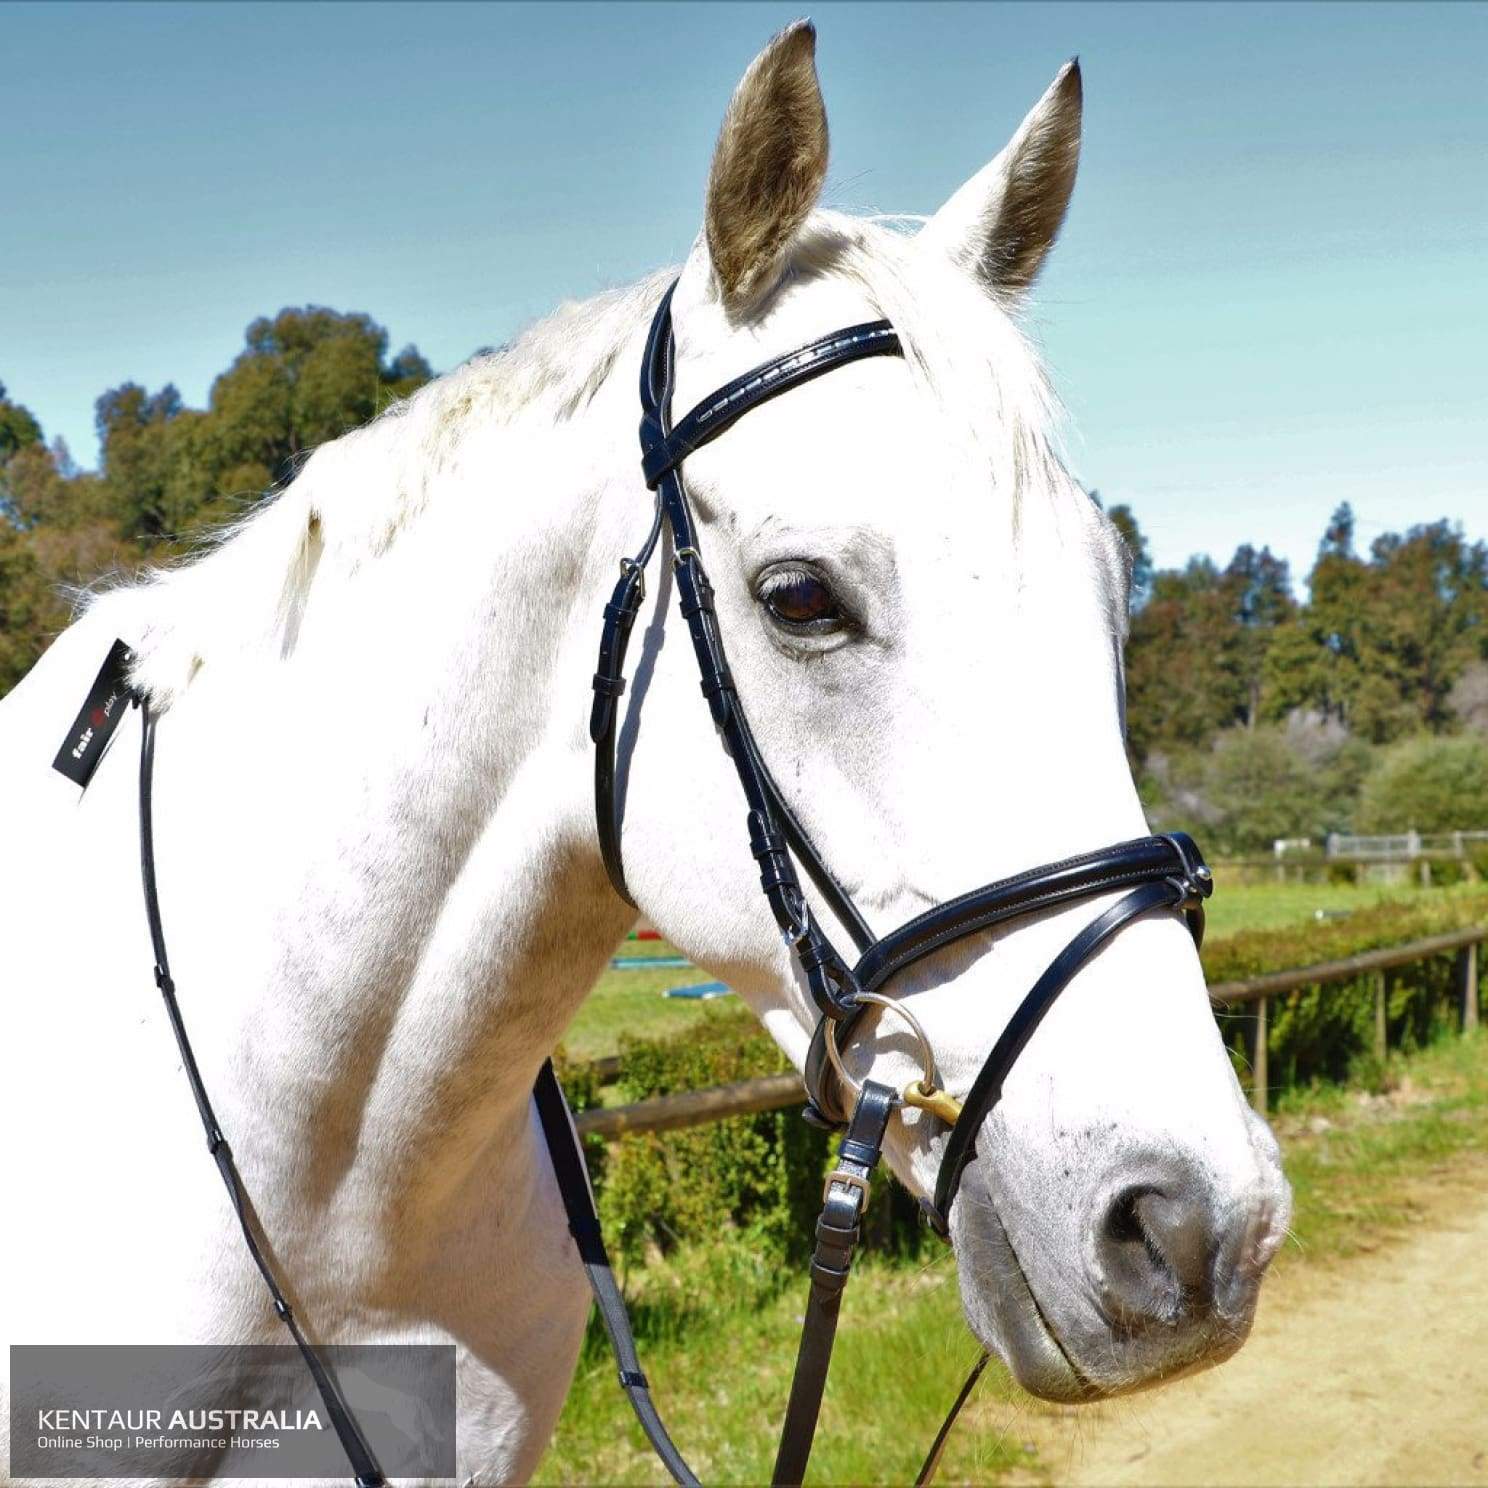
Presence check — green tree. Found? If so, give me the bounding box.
[0,518,63,692]
[1300,520,1488,741]
[1125,556,1251,756]
[89,309,434,550]
[207,308,431,493]
[95,382,182,541]
[1357,735,1488,833]
[1203,727,1316,851]
[1224,543,1294,726]
[1143,717,1371,853]
[1319,501,1356,561]
[0,379,47,527]
[7,441,83,528]
[1450,661,1488,736]
[0,308,433,697]
[1369,523,1487,729]
[0,380,44,468]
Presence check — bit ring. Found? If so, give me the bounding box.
[824,991,938,1102]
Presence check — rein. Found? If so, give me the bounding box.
[104,279,1213,1487]
[135,704,388,1487]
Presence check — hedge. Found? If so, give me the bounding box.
[557,891,1488,1268]
[554,1008,924,1267]
[1205,891,1488,1092]
[1200,891,1488,982]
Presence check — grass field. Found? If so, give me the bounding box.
[560,877,1459,1062]
[536,1028,1488,1485]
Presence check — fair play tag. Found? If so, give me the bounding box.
[51,638,135,788]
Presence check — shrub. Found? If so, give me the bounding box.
[565,1005,930,1270]
[1357,734,1488,834]
[1202,728,1317,853]
[1199,891,1488,983]
[592,1009,830,1264]
[1144,721,1372,855]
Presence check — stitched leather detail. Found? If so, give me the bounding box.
[589,563,648,744]
[857,835,1209,992]
[642,322,899,488]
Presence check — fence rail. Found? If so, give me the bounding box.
[1326,830,1488,861]
[1222,833,1488,882]
[573,925,1485,1139]
[1205,926,1485,1004]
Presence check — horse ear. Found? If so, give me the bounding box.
[702,20,829,312]
[918,60,1082,298]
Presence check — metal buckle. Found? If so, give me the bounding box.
[822,1169,871,1207]
[780,892,812,949]
[619,556,645,604]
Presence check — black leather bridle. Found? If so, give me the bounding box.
[122,279,1213,1488]
[593,279,1212,1214]
[574,279,1213,1481]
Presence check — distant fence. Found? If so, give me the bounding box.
[1222,832,1488,883]
[1325,830,1488,861]
[574,927,1484,1138]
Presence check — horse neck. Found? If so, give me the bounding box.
[134,366,643,1227]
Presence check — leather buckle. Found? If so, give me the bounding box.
[618,556,645,604]
[822,1168,870,1208]
[777,886,814,950]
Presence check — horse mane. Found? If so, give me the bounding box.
[85,212,1081,706]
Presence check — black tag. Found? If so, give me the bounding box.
[52,638,135,788]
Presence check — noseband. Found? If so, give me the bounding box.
[592,280,1213,1229]
[110,279,1215,1488]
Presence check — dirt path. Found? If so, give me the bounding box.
[1006,1179,1488,1487]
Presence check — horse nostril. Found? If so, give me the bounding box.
[1097,1182,1216,1327]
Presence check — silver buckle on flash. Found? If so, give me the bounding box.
[822,1169,871,1208]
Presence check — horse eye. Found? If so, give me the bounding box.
[759,568,842,631]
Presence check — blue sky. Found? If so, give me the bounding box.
[3,1,1484,588]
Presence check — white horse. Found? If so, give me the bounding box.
[0,24,1290,1485]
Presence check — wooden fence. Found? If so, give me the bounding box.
[1326,830,1488,861]
[574,926,1484,1139]
[1206,924,1480,1113]
[1218,858,1480,887]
